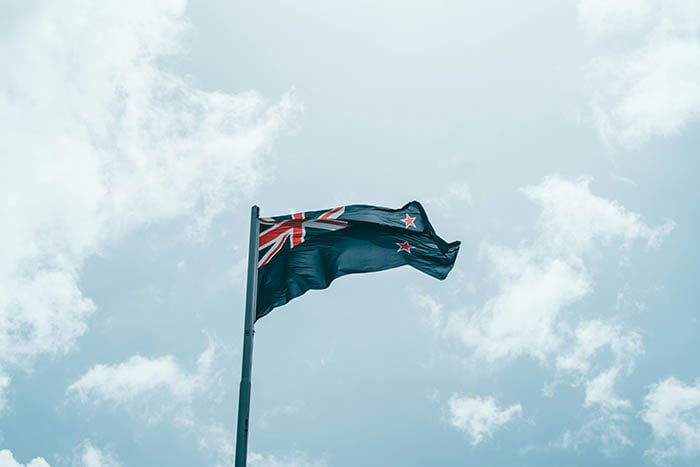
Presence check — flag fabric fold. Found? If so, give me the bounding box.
[255,201,460,321]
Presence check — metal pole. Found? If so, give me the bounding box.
[235,205,260,467]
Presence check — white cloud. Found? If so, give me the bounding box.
[79,442,121,467]
[553,321,642,455]
[0,450,50,467]
[440,175,670,363]
[0,0,297,393]
[67,341,217,422]
[584,368,631,410]
[523,175,672,254]
[580,0,700,146]
[67,342,238,464]
[415,175,670,453]
[642,377,700,463]
[448,252,590,362]
[556,320,642,377]
[446,395,522,445]
[248,452,328,467]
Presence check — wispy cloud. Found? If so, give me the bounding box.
[556,320,642,378]
[642,377,700,464]
[446,395,522,445]
[78,441,122,467]
[551,321,642,455]
[585,368,631,410]
[0,0,298,404]
[580,0,700,147]
[425,181,473,212]
[248,452,329,467]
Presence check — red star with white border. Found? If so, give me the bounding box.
[396,241,413,253]
[401,213,416,229]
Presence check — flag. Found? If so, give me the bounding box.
[255,201,460,321]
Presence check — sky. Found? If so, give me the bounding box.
[1,0,700,466]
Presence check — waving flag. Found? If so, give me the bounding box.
[255,201,460,320]
[235,201,460,465]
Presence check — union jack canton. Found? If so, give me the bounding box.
[258,206,348,267]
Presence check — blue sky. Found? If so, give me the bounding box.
[2,1,700,466]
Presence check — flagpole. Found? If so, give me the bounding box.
[235,205,260,467]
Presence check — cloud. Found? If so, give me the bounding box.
[642,377,700,463]
[174,408,324,467]
[446,395,522,445]
[441,175,670,363]
[523,175,672,253]
[425,181,473,212]
[67,341,217,423]
[411,290,446,335]
[580,0,700,146]
[0,0,297,393]
[172,410,324,467]
[248,452,328,467]
[555,411,633,457]
[449,250,589,362]
[67,342,240,464]
[173,416,235,467]
[553,321,641,455]
[585,368,631,410]
[556,320,643,378]
[0,450,49,467]
[78,442,122,467]
[414,175,670,452]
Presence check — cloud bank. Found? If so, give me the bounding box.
[0,0,298,404]
[415,175,671,450]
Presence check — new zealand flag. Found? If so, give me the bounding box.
[256,201,460,321]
